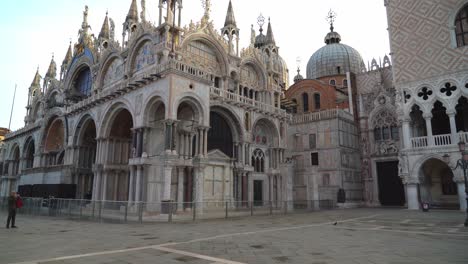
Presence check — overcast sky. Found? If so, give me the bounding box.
[0,0,389,131]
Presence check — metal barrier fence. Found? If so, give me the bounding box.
[0,197,336,224]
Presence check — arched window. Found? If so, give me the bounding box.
[329,79,336,86]
[372,110,399,141]
[314,93,321,110]
[291,99,297,114]
[253,149,265,173]
[343,79,348,87]
[455,4,468,47]
[302,93,309,112]
[75,68,92,97]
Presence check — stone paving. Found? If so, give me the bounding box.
[1,208,467,264]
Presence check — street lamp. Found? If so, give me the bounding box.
[445,140,468,227]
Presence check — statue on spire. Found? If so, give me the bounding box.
[141,0,146,22]
[201,0,211,22]
[326,9,336,32]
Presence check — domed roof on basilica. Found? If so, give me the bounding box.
[306,16,365,79]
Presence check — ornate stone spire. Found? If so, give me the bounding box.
[221,0,240,56]
[62,41,73,66]
[45,55,57,79]
[224,0,236,27]
[99,11,110,40]
[126,0,139,23]
[31,67,41,87]
[265,18,275,45]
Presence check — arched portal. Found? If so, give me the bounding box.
[410,105,426,137]
[43,118,65,166]
[419,158,458,209]
[376,161,405,206]
[431,101,450,135]
[11,145,20,176]
[177,102,198,158]
[104,108,133,201]
[75,117,97,199]
[208,111,234,158]
[145,99,166,156]
[23,137,35,170]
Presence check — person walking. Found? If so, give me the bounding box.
[6,191,18,229]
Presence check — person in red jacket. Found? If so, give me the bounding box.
[6,191,18,229]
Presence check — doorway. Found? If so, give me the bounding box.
[253,180,263,206]
[377,161,405,206]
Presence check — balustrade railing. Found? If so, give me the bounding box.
[410,132,468,149]
[291,109,354,124]
[209,86,288,118]
[411,136,428,148]
[459,132,468,143]
[433,134,452,146]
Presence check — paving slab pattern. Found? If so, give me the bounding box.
[1,209,467,264]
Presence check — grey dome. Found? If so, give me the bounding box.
[306,42,365,79]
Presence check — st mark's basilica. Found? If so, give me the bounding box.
[1,0,467,213]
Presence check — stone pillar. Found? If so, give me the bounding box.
[189,134,194,158]
[135,166,143,202]
[195,130,200,157]
[457,182,467,211]
[203,128,208,156]
[113,171,119,201]
[406,183,420,210]
[101,171,108,201]
[424,114,434,146]
[165,121,173,153]
[136,128,144,158]
[128,166,135,205]
[177,167,184,210]
[402,119,411,149]
[280,162,294,212]
[92,169,102,200]
[448,112,458,144]
[163,166,173,201]
[194,166,204,214]
[172,122,178,155]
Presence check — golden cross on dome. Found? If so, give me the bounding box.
[326,9,336,32]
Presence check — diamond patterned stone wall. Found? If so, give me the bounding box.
[386,0,468,86]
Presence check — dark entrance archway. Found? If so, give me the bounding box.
[208,111,233,158]
[76,117,97,199]
[377,161,405,206]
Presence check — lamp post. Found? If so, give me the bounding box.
[445,141,468,227]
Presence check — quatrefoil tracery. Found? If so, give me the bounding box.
[417,87,432,101]
[440,82,457,97]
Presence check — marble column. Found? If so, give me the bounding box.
[92,170,102,200]
[177,167,184,210]
[194,167,204,214]
[163,166,173,201]
[101,171,108,201]
[165,121,173,153]
[424,114,434,146]
[402,119,411,149]
[135,166,143,202]
[128,166,135,205]
[113,171,119,201]
[172,122,178,155]
[203,128,208,156]
[448,112,458,144]
[406,183,420,210]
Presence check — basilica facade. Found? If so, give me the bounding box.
[1,0,467,212]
